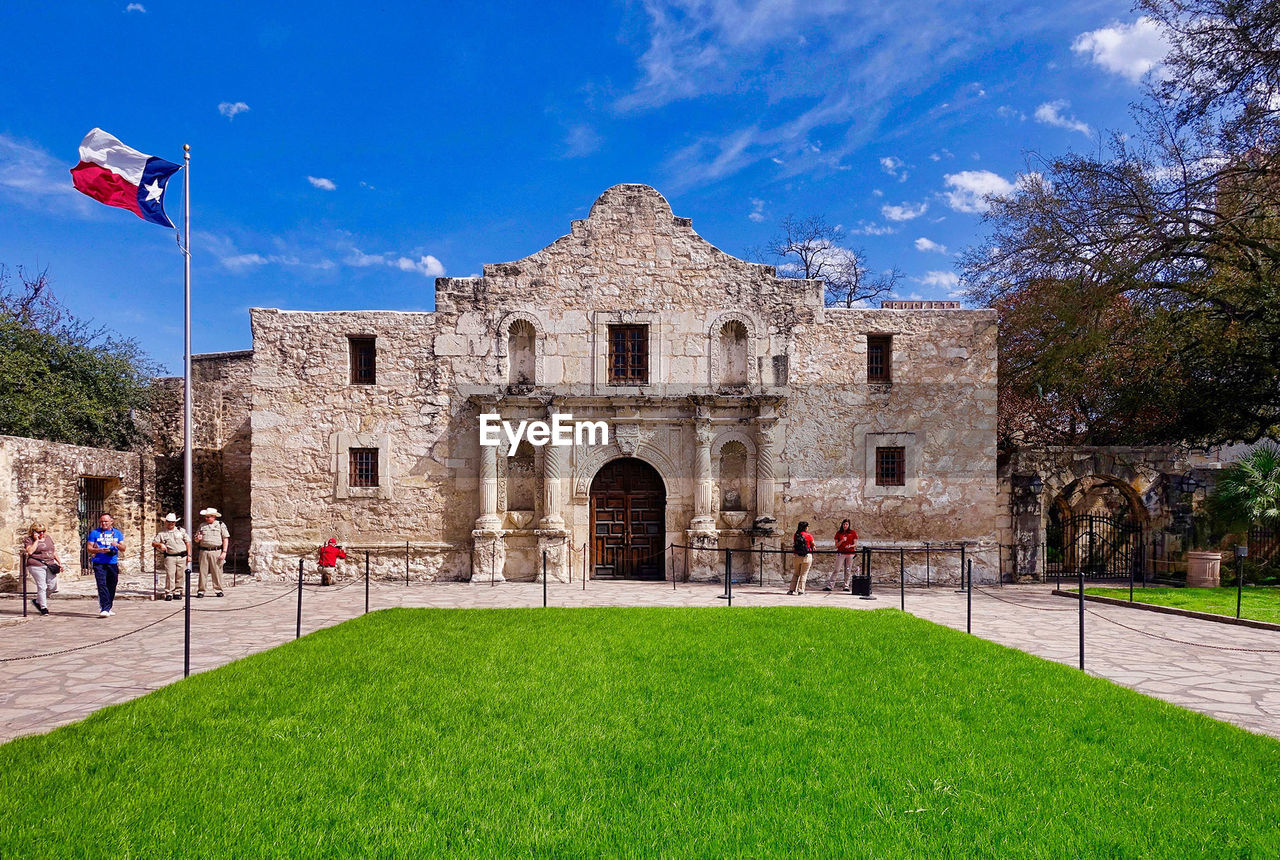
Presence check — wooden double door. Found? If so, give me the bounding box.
[590,458,665,580]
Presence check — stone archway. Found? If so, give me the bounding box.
[589,458,666,580]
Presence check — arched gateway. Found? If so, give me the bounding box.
[589,458,666,580]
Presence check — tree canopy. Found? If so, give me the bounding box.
[759,215,901,307]
[964,0,1280,450]
[0,266,159,450]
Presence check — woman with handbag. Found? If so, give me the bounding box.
[23,522,63,616]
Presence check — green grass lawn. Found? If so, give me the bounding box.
[1084,585,1280,624]
[3,608,1279,857]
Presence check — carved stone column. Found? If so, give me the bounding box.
[690,419,716,532]
[754,418,778,533]
[536,402,569,581]
[472,417,506,582]
[476,439,502,531]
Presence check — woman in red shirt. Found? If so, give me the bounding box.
[824,519,858,592]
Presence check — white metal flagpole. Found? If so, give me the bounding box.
[182,143,193,678]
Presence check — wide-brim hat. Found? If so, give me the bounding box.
[199,508,221,517]
[164,513,178,522]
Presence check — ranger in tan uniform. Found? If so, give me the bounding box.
[195,507,230,598]
[151,513,191,601]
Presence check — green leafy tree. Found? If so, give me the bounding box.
[964,0,1280,448]
[0,265,159,450]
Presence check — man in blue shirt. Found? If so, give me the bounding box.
[86,513,126,618]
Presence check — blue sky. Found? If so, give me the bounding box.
[0,1,1169,372]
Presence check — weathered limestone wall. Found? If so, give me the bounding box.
[0,435,155,586]
[246,184,999,583]
[153,351,253,550]
[248,311,467,579]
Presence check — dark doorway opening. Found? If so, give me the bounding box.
[590,458,666,580]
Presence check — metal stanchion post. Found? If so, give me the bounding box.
[365,550,370,615]
[1235,546,1247,620]
[296,557,303,640]
[154,550,159,600]
[1078,565,1085,671]
[966,559,972,633]
[583,543,588,591]
[21,551,28,617]
[925,542,930,587]
[900,547,905,610]
[670,544,675,591]
[405,540,409,586]
[726,550,733,606]
[542,550,548,608]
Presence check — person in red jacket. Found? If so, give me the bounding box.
[823,519,859,592]
[317,538,347,586]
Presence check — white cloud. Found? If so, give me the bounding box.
[996,105,1025,121]
[307,176,337,191]
[748,197,766,222]
[1034,100,1091,136]
[916,271,959,288]
[848,221,896,236]
[942,170,1015,213]
[344,247,445,278]
[218,101,250,120]
[622,1,1085,190]
[914,237,948,254]
[563,124,602,158]
[125,3,146,11]
[879,156,907,181]
[0,133,97,217]
[881,201,928,222]
[1072,17,1169,83]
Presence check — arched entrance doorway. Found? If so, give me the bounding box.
[1046,475,1147,580]
[589,458,666,580]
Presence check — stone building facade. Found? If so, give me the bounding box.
[246,185,1000,583]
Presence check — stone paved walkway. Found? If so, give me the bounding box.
[2,580,1278,744]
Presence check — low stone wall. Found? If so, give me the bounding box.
[0,435,157,588]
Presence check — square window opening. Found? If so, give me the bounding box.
[349,448,379,488]
[349,336,377,385]
[876,446,905,486]
[867,335,892,383]
[608,324,648,385]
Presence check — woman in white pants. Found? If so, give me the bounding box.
[23,522,63,616]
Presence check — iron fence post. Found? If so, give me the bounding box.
[405,541,409,586]
[726,550,733,606]
[296,557,303,640]
[542,549,547,608]
[899,547,905,610]
[20,551,27,617]
[925,542,930,587]
[365,549,370,615]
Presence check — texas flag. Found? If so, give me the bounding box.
[70,128,182,228]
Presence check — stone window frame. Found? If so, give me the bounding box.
[496,310,545,388]
[332,431,392,500]
[707,311,759,388]
[593,311,662,389]
[864,431,919,497]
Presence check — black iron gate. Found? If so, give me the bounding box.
[77,477,109,574]
[1047,513,1143,581]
